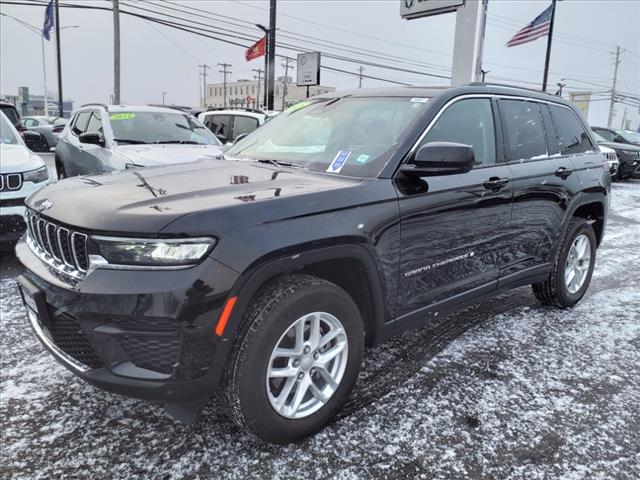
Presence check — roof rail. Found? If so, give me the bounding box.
[468,81,551,95]
[80,103,109,109]
[147,104,194,112]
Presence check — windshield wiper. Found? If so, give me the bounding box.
[153,140,201,145]
[114,138,146,144]
[257,159,305,169]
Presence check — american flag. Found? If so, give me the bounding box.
[506,5,553,48]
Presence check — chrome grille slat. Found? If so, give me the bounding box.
[0,173,23,191]
[25,210,90,279]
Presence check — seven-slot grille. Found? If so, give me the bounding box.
[0,173,23,191]
[25,210,89,274]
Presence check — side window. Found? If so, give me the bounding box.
[23,118,37,127]
[72,112,90,135]
[501,100,547,160]
[232,115,259,140]
[420,98,496,166]
[550,105,592,155]
[540,104,560,155]
[85,111,103,136]
[207,115,232,142]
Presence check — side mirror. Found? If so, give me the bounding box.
[79,132,104,146]
[399,142,475,177]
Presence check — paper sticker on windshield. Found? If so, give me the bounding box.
[356,154,371,164]
[410,98,429,103]
[110,113,136,121]
[327,151,351,174]
[286,101,311,114]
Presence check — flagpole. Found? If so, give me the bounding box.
[542,0,557,92]
[54,0,63,117]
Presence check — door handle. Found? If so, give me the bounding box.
[555,167,573,179]
[483,177,510,190]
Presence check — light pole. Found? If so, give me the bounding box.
[162,92,167,105]
[0,13,78,117]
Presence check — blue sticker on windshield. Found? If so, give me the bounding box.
[327,150,351,174]
[356,154,371,164]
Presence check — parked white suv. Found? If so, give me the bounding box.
[0,111,51,242]
[198,109,278,144]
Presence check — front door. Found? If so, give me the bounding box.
[395,97,513,321]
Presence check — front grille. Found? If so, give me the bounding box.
[47,311,104,369]
[0,173,23,191]
[25,210,89,277]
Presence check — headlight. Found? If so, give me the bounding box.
[23,166,49,183]
[621,150,640,158]
[92,236,216,266]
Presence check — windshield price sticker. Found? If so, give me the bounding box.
[327,151,351,174]
[110,113,136,121]
[286,101,311,114]
[356,154,371,164]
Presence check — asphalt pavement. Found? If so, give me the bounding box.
[1,180,639,480]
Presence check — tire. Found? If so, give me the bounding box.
[532,217,597,308]
[224,274,364,443]
[55,158,67,180]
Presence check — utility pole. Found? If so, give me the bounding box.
[113,0,121,105]
[358,66,364,88]
[620,107,627,129]
[281,57,293,110]
[162,92,167,105]
[267,0,277,110]
[54,0,63,117]
[218,63,232,108]
[608,46,622,128]
[252,68,263,108]
[199,64,210,108]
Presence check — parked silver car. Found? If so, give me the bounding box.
[55,104,223,178]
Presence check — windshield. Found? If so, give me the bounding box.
[618,130,640,143]
[0,112,20,145]
[226,97,430,177]
[110,111,222,145]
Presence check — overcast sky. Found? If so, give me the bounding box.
[1,0,638,128]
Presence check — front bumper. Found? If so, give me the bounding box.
[16,238,240,404]
[619,158,640,178]
[0,206,26,242]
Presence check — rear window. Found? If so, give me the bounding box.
[0,105,19,125]
[501,100,547,160]
[550,105,593,155]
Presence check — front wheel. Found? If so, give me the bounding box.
[224,274,364,443]
[532,217,597,308]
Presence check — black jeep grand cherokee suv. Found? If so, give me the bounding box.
[16,84,609,443]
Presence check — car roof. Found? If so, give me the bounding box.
[313,83,577,108]
[77,104,191,115]
[201,109,265,119]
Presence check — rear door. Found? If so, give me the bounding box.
[498,99,588,281]
[396,97,513,322]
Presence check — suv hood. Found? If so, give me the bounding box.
[114,144,223,167]
[0,144,46,174]
[597,140,640,152]
[26,158,361,234]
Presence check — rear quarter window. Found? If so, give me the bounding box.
[550,105,593,155]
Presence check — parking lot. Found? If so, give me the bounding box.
[0,180,638,480]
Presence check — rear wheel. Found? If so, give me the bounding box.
[532,217,596,308]
[224,274,364,443]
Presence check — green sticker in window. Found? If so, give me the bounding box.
[286,101,311,113]
[110,113,136,121]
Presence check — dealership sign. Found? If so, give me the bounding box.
[297,52,321,86]
[400,0,465,20]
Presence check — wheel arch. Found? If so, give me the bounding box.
[221,244,391,349]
